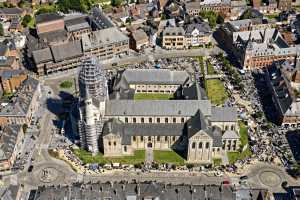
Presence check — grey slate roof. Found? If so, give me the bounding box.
[32,48,52,64]
[163,27,185,36]
[114,69,190,90]
[65,16,90,32]
[222,130,240,139]
[0,69,25,80]
[185,23,211,36]
[50,41,83,62]
[30,182,270,200]
[105,100,212,117]
[0,8,23,15]
[36,13,63,24]
[0,125,22,161]
[0,77,39,117]
[211,107,237,122]
[103,119,185,145]
[81,27,129,51]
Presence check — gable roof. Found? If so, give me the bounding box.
[105,100,212,117]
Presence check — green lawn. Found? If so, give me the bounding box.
[205,79,228,105]
[227,121,252,164]
[73,148,145,165]
[134,93,173,100]
[213,158,222,166]
[207,62,216,75]
[59,80,73,89]
[153,150,185,165]
[197,56,205,76]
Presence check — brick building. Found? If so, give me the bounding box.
[0,70,27,94]
[218,24,298,70]
[35,13,65,34]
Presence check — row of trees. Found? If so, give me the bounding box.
[199,11,223,29]
[217,53,244,91]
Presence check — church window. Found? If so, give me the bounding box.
[206,142,210,149]
[192,142,196,149]
[199,142,202,148]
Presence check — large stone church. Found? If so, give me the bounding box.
[78,57,240,164]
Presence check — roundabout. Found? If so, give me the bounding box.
[259,171,282,187]
[39,167,60,183]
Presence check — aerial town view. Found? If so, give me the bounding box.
[1,0,300,199]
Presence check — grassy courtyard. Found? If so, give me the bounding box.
[153,150,185,165]
[227,121,252,164]
[207,62,216,75]
[134,93,174,100]
[73,148,145,165]
[205,79,228,105]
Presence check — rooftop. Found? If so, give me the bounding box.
[0,124,22,161]
[0,77,39,117]
[30,181,269,200]
[105,100,212,117]
[36,13,63,24]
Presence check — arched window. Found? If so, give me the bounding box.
[149,118,152,123]
[133,118,136,123]
[125,117,128,123]
[165,118,168,123]
[157,136,160,141]
[141,118,144,123]
[192,142,196,149]
[124,145,127,152]
[148,136,151,141]
[114,141,116,146]
[199,142,202,148]
[206,142,210,149]
[165,136,168,141]
[108,141,111,146]
[172,136,176,141]
[133,136,136,141]
[157,118,160,123]
[141,136,144,141]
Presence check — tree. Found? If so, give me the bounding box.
[22,123,28,134]
[111,0,123,7]
[22,14,32,27]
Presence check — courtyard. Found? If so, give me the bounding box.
[134,93,174,100]
[205,79,228,105]
[72,149,145,165]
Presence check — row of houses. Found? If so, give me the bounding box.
[162,22,212,49]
